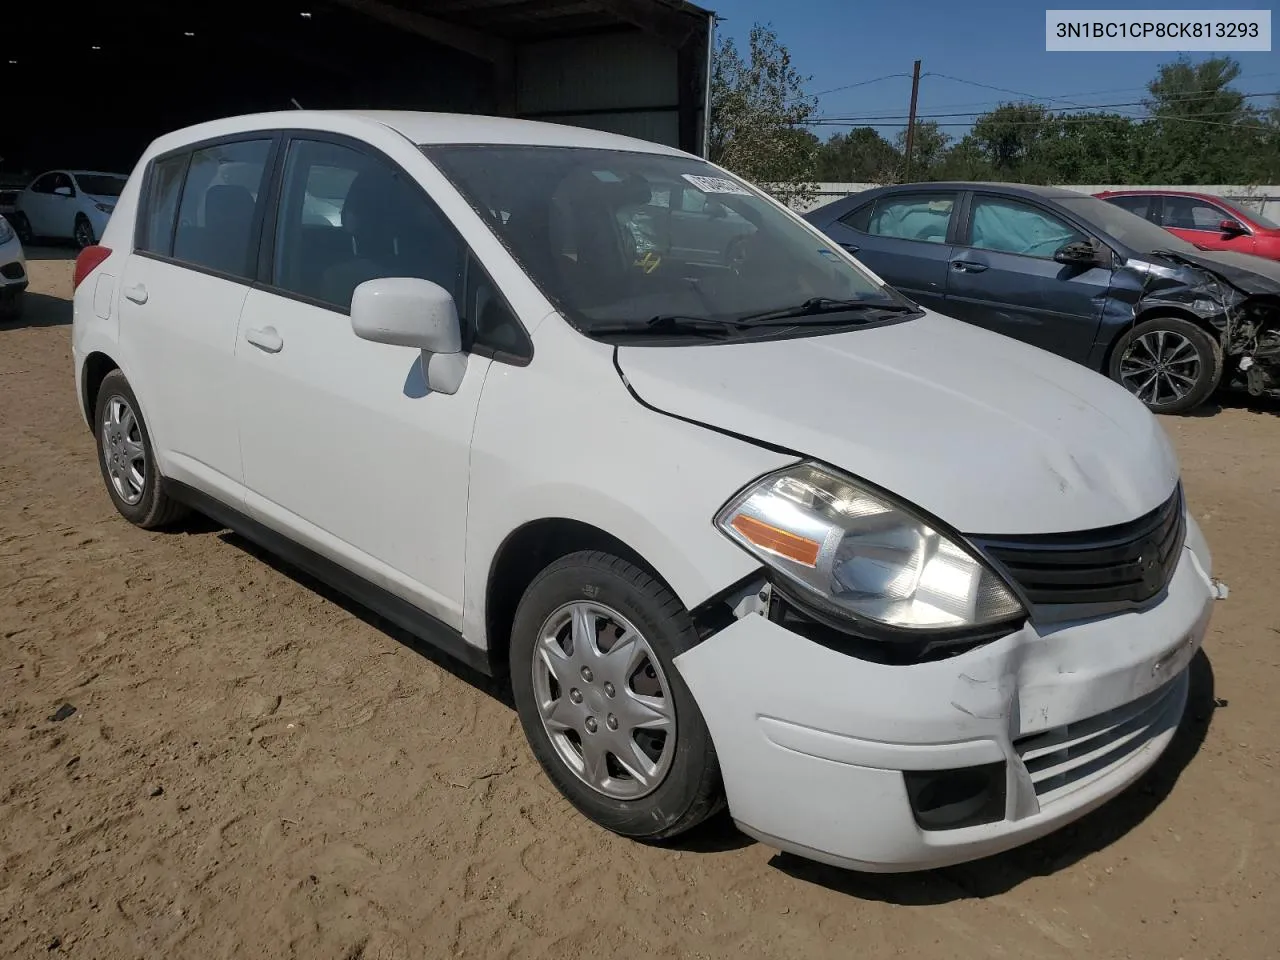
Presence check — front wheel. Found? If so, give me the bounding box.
[1108,316,1222,414]
[73,215,96,249]
[509,551,723,840]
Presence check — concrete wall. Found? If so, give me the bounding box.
[800,183,1280,221]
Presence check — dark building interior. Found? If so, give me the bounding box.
[2,0,713,179]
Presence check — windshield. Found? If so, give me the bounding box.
[1221,198,1279,230]
[75,174,126,198]
[422,145,901,334]
[1058,195,1197,255]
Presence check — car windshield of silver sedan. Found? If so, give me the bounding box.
[424,144,912,338]
[74,175,127,198]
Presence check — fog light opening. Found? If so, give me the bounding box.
[903,762,1007,831]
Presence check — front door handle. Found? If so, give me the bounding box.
[123,282,148,304]
[951,260,989,273]
[245,326,284,354]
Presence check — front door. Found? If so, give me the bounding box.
[235,136,490,628]
[1159,194,1257,255]
[117,137,276,503]
[943,193,1111,364]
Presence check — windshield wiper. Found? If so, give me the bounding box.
[588,314,737,338]
[737,298,918,326]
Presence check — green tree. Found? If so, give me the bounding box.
[895,121,951,180]
[970,102,1055,177]
[708,24,818,206]
[814,127,901,183]
[1141,56,1254,183]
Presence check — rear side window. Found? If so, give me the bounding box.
[838,202,873,232]
[1107,194,1156,221]
[271,138,463,311]
[860,193,957,243]
[137,155,189,255]
[30,173,58,194]
[171,139,273,279]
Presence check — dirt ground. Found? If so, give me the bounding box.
[1,250,1277,960]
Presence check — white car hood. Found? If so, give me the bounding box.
[615,310,1179,535]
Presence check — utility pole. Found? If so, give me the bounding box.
[903,59,922,182]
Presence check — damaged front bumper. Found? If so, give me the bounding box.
[673,514,1226,872]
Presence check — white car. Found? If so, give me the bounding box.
[0,214,26,319]
[14,169,127,248]
[70,110,1226,873]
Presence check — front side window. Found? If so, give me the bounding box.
[51,173,75,195]
[968,196,1083,258]
[424,145,897,335]
[1160,196,1233,232]
[172,139,272,279]
[865,193,956,244]
[272,138,463,311]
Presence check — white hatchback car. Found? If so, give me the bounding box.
[14,169,127,248]
[71,111,1226,872]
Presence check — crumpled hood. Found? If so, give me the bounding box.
[1157,248,1280,296]
[616,311,1180,535]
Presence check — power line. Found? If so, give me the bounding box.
[808,113,1279,132]
[814,89,1280,122]
[812,73,914,97]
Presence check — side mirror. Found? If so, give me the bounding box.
[1219,218,1246,235]
[1054,240,1107,267]
[54,185,73,197]
[704,199,727,219]
[351,278,468,395]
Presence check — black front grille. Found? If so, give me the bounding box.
[971,487,1185,608]
[0,261,24,281]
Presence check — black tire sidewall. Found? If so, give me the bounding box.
[74,216,95,249]
[13,213,33,244]
[1109,317,1221,414]
[93,371,165,526]
[509,552,721,840]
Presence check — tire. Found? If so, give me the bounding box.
[509,550,723,841]
[1108,316,1222,415]
[73,215,96,249]
[11,212,33,245]
[93,370,188,529]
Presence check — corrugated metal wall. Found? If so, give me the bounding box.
[801,183,1280,220]
[517,33,681,148]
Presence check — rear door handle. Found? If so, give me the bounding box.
[839,241,860,253]
[951,260,989,273]
[123,282,148,304]
[245,326,284,354]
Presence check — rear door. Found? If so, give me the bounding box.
[117,135,277,503]
[20,173,58,236]
[1159,194,1257,255]
[942,192,1111,364]
[820,190,960,313]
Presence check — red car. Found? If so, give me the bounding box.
[1095,189,1280,261]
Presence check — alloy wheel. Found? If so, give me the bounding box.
[1119,329,1202,407]
[101,395,146,505]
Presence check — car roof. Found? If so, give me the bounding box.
[883,181,1084,199]
[148,110,692,159]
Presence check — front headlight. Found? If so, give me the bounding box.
[0,216,13,245]
[716,462,1024,631]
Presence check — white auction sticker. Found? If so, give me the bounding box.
[1046,9,1271,51]
[682,174,752,196]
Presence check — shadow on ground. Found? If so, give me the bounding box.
[3,292,72,328]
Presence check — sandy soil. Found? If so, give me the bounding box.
[1,250,1278,959]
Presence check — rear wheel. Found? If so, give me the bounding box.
[1108,316,1222,414]
[93,370,188,529]
[0,288,22,322]
[73,215,96,249]
[509,551,723,840]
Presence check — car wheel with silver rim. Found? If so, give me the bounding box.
[1109,315,1222,415]
[74,215,96,249]
[510,550,723,839]
[93,369,188,529]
